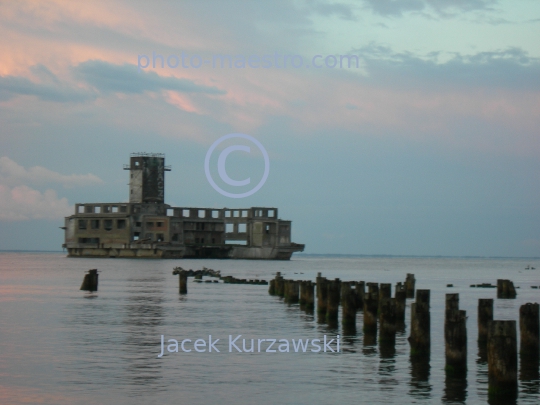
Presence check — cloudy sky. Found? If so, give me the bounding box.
[0,0,539,256]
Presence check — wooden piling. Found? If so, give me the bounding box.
[275,275,285,297]
[408,289,430,355]
[497,279,517,299]
[487,320,518,399]
[379,297,397,343]
[341,282,357,328]
[302,281,315,311]
[179,271,187,294]
[405,273,416,299]
[316,276,329,319]
[326,278,341,324]
[379,283,391,313]
[366,282,379,312]
[354,281,365,310]
[444,294,467,372]
[395,282,406,322]
[477,299,493,344]
[520,303,539,355]
[363,291,378,332]
[80,269,98,292]
[285,280,299,304]
[269,279,276,295]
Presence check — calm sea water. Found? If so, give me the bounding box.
[0,252,539,405]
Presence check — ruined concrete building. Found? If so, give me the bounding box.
[63,153,304,259]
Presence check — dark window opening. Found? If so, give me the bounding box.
[120,206,127,213]
[136,222,142,227]
[212,238,215,244]
[117,219,126,229]
[201,237,204,244]
[265,225,270,234]
[133,232,140,241]
[172,233,179,242]
[157,222,163,227]
[91,220,100,229]
[104,220,113,231]
[78,220,87,230]
[156,234,164,242]
[146,222,154,228]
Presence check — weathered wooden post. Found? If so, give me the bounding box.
[316,276,329,320]
[520,303,539,355]
[497,279,517,299]
[268,275,276,295]
[366,282,379,312]
[363,290,378,333]
[354,281,365,310]
[302,281,315,311]
[408,289,430,355]
[299,281,306,305]
[395,282,406,322]
[276,275,285,297]
[80,269,98,291]
[379,297,397,344]
[379,283,391,313]
[326,278,341,324]
[478,298,493,344]
[178,271,187,294]
[341,282,357,329]
[487,320,518,399]
[444,294,467,373]
[285,280,299,304]
[405,273,416,299]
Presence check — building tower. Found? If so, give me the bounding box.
[124,153,171,204]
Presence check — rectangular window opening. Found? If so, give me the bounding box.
[238,223,247,233]
[104,219,113,231]
[117,219,126,229]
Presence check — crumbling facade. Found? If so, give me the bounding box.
[63,153,304,259]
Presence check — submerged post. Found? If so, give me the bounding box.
[301,281,315,311]
[395,282,406,322]
[444,294,467,372]
[497,279,517,299]
[405,273,416,299]
[326,278,341,324]
[316,276,329,320]
[179,271,187,294]
[379,283,391,313]
[363,290,378,333]
[487,320,518,399]
[80,269,98,292]
[275,274,285,297]
[341,282,357,328]
[477,299,493,344]
[354,281,365,310]
[520,303,539,356]
[408,289,430,355]
[379,297,397,343]
[366,282,379,312]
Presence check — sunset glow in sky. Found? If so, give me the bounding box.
[0,0,539,256]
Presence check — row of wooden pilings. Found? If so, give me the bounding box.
[269,272,539,401]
